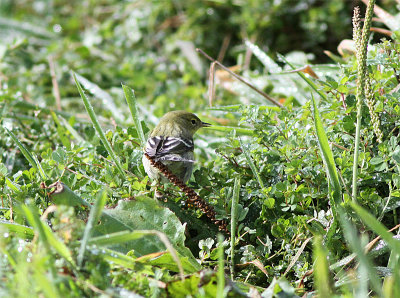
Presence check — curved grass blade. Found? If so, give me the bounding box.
[77,189,107,267]
[74,73,123,123]
[88,229,184,280]
[0,221,34,240]
[73,72,125,178]
[337,206,383,296]
[245,40,282,73]
[0,17,56,39]
[5,127,47,180]
[122,84,146,146]
[311,95,341,207]
[50,111,71,150]
[21,204,76,268]
[313,236,333,297]
[350,202,400,254]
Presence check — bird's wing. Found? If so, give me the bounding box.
[145,136,194,162]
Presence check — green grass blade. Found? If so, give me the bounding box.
[0,17,56,39]
[0,246,16,268]
[33,263,60,298]
[73,72,125,178]
[217,234,226,298]
[32,154,47,181]
[77,189,107,267]
[350,201,400,255]
[311,95,341,208]
[239,138,264,188]
[278,53,327,101]
[21,204,76,267]
[230,176,240,278]
[5,128,36,169]
[100,248,136,267]
[5,127,47,180]
[87,230,142,246]
[6,178,21,193]
[313,236,333,297]
[88,229,184,280]
[245,40,282,73]
[122,84,146,146]
[337,206,383,296]
[74,73,123,123]
[59,116,86,144]
[50,111,71,150]
[0,221,34,240]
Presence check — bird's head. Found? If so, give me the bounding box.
[151,110,211,138]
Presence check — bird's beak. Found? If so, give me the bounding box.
[201,122,211,127]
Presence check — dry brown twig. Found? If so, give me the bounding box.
[196,48,283,108]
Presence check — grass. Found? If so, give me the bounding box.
[1,0,400,296]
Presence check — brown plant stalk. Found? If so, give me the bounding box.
[144,153,230,235]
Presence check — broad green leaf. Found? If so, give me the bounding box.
[93,197,200,271]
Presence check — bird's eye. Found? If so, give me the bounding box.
[191,119,197,125]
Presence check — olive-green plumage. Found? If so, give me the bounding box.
[142,111,210,183]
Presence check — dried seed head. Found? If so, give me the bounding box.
[353,6,362,48]
[144,153,230,235]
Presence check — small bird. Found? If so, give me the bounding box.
[142,110,211,184]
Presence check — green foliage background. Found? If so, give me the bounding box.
[1,0,400,297]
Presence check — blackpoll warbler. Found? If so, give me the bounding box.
[142,110,211,184]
